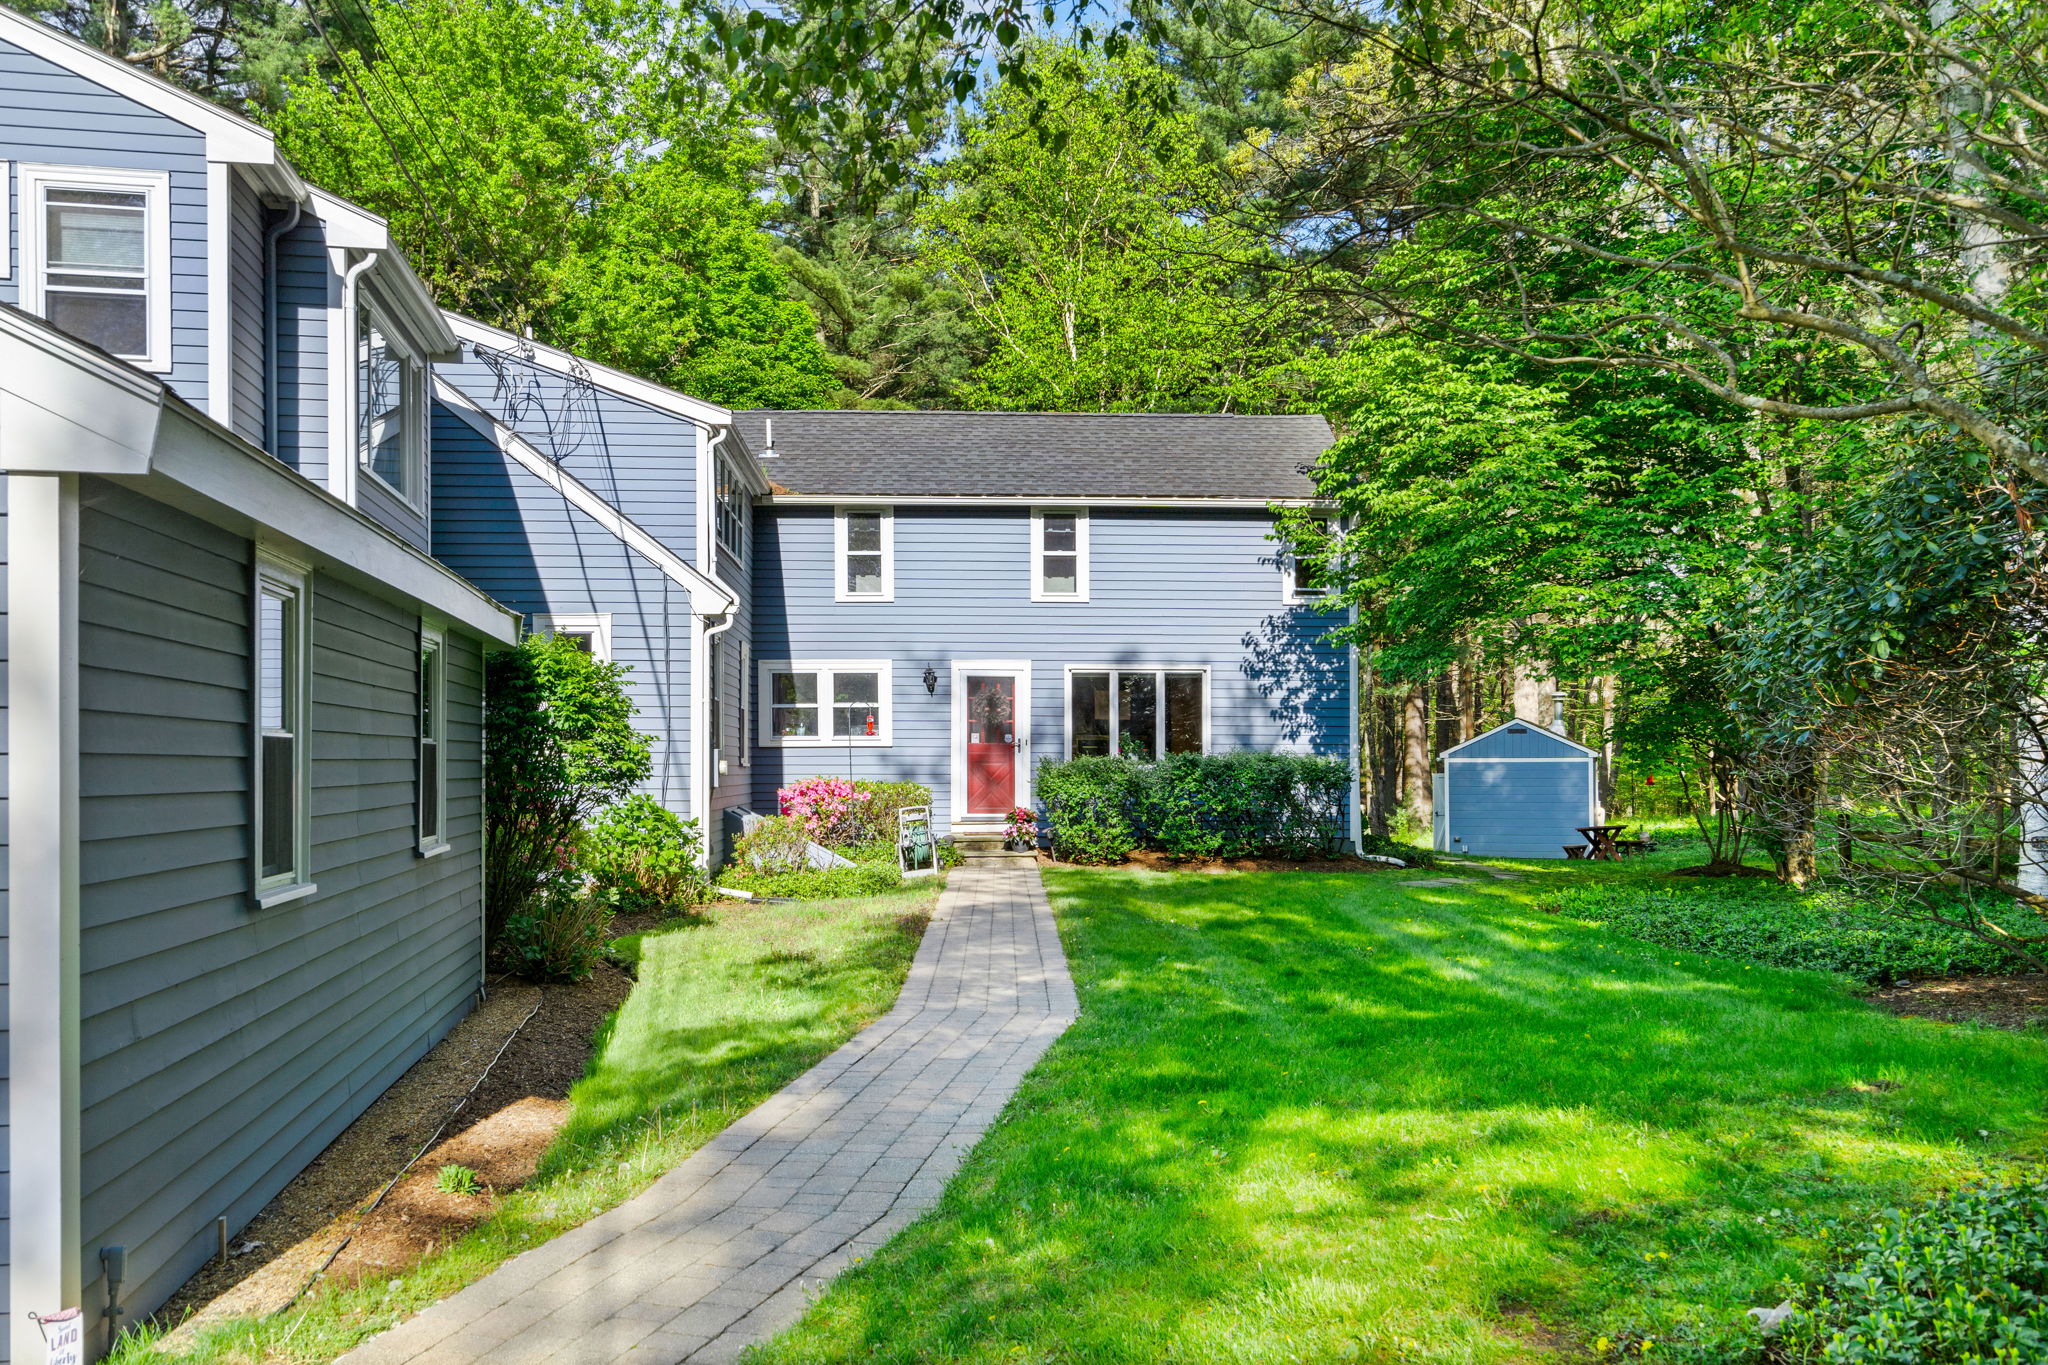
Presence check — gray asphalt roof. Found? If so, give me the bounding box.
[730,409,1330,500]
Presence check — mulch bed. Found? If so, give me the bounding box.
[1866,973,2048,1032]
[155,962,633,1342]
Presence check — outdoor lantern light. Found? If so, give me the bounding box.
[923,665,939,695]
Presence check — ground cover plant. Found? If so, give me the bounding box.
[1549,880,2042,984]
[752,859,2048,1364]
[118,882,939,1365]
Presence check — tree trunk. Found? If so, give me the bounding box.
[1402,685,1432,829]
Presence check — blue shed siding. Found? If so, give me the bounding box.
[273,218,332,481]
[1443,759,1594,859]
[434,348,698,558]
[0,37,211,407]
[430,402,696,812]
[750,505,1351,831]
[226,170,268,446]
[1452,726,1586,760]
[72,479,486,1335]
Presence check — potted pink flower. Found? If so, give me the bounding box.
[1004,805,1037,852]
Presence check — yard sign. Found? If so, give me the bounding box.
[34,1308,83,1365]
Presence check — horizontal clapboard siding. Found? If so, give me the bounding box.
[710,535,751,861]
[435,350,699,557]
[273,218,331,481]
[431,401,696,813]
[750,505,1351,829]
[357,467,429,552]
[1443,758,1594,859]
[73,480,484,1331]
[226,170,267,446]
[0,37,211,407]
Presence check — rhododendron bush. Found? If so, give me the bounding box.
[777,776,931,847]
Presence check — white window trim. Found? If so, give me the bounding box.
[757,658,894,748]
[531,611,612,661]
[1061,664,1212,760]
[1,161,11,279]
[18,161,172,371]
[1030,507,1090,602]
[418,623,449,855]
[354,287,428,512]
[254,553,315,906]
[834,506,894,603]
[715,451,748,561]
[1282,514,1337,605]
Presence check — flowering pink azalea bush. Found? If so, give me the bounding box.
[779,776,872,842]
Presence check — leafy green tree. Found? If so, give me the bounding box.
[272,0,835,406]
[919,45,1306,413]
[17,0,349,108]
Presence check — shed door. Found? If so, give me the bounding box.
[1447,760,1591,858]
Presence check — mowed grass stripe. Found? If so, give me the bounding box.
[752,865,2048,1364]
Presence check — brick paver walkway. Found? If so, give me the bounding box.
[339,858,1076,1365]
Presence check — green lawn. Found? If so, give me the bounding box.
[124,883,936,1365]
[752,859,2048,1365]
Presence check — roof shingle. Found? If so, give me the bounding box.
[731,409,1329,500]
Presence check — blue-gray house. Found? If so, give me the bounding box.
[0,7,1361,1358]
[0,11,521,1360]
[1432,721,1602,858]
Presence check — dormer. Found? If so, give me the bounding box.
[0,7,455,549]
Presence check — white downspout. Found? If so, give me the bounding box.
[690,422,740,870]
[335,251,377,504]
[263,198,304,457]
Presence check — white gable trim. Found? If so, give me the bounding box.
[0,7,305,199]
[434,376,735,615]
[443,311,736,430]
[1439,718,1599,760]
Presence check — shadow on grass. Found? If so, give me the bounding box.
[749,867,2048,1365]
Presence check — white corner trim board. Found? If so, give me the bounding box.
[8,473,84,1365]
[434,376,736,615]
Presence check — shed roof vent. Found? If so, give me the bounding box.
[1506,726,1529,733]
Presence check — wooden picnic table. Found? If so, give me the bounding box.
[1576,824,1629,861]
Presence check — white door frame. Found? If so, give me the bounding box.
[950,659,1032,829]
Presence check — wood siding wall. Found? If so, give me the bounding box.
[0,38,212,407]
[750,505,1351,829]
[430,402,697,812]
[272,219,331,481]
[73,480,485,1332]
[226,171,267,446]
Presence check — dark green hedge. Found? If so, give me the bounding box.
[1037,752,1350,862]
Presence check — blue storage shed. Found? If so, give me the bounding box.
[1433,721,1601,858]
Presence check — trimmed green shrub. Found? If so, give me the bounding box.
[581,794,706,915]
[731,815,812,874]
[1036,756,1144,863]
[1780,1178,2048,1362]
[1361,830,1436,868]
[497,875,613,981]
[732,861,903,900]
[1037,752,1350,862]
[1550,882,2038,983]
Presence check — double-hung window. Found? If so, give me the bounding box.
[834,508,893,602]
[418,626,447,853]
[357,296,426,506]
[759,660,892,747]
[1068,667,1207,760]
[20,163,171,370]
[255,557,314,904]
[1283,515,1337,604]
[531,612,611,660]
[716,454,748,561]
[1031,509,1089,601]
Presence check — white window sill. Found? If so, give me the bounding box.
[761,738,893,749]
[833,595,895,605]
[417,841,453,859]
[254,881,318,910]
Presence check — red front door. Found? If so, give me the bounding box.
[965,675,1018,815]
